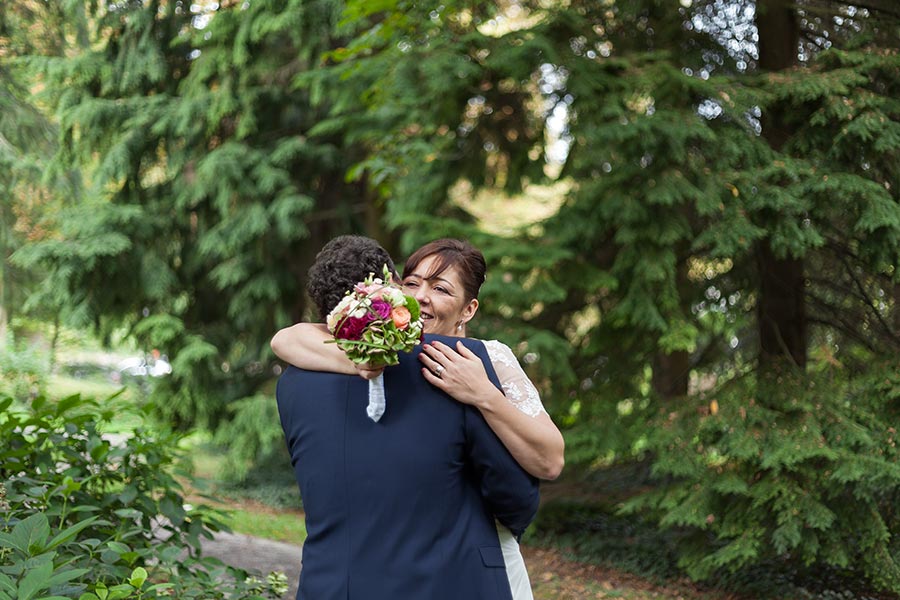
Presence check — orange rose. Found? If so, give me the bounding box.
[391,306,411,330]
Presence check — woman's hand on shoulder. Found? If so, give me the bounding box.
[418,340,499,408]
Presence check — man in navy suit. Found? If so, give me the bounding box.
[276,235,540,600]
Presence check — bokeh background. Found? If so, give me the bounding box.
[2,1,900,598]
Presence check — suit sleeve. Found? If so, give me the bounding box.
[454,337,541,538]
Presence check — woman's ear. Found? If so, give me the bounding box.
[461,298,479,324]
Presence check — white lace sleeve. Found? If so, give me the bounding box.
[483,339,546,418]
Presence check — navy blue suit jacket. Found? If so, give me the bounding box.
[276,334,540,600]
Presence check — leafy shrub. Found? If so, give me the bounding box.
[0,334,48,400]
[623,365,900,594]
[0,393,288,599]
[213,394,291,485]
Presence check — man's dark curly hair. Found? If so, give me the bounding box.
[307,235,398,320]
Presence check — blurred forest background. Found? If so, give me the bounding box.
[3,0,900,598]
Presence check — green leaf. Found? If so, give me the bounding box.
[0,573,15,596]
[17,560,52,600]
[113,508,142,520]
[11,513,51,555]
[61,476,82,494]
[127,567,148,588]
[159,496,186,526]
[0,533,19,554]
[105,541,130,555]
[45,516,98,551]
[106,584,135,600]
[117,486,139,506]
[54,394,86,416]
[46,567,89,587]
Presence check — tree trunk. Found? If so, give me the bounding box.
[756,243,806,369]
[48,314,60,374]
[652,350,690,399]
[893,283,900,335]
[756,0,806,371]
[757,0,798,83]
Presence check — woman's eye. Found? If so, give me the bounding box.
[435,286,448,294]
[404,280,418,288]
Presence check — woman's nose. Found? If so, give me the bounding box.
[414,287,428,304]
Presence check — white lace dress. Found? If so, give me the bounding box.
[483,339,546,600]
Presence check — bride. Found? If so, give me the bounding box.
[271,238,565,600]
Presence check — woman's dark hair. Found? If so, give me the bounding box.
[402,239,486,302]
[307,235,397,320]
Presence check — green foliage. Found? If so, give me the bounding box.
[0,393,286,599]
[623,366,900,593]
[212,394,288,483]
[5,0,900,592]
[0,333,48,400]
[6,0,393,475]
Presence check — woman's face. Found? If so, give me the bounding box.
[402,254,478,336]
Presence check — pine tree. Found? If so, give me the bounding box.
[8,0,387,463]
[323,0,900,589]
[8,0,900,587]
[0,1,71,341]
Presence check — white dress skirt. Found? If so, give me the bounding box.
[484,340,547,600]
[497,521,534,600]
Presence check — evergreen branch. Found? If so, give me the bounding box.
[793,0,900,22]
[807,316,878,354]
[806,296,879,353]
[822,234,898,289]
[822,235,900,339]
[806,275,873,307]
[833,247,900,346]
[799,31,830,52]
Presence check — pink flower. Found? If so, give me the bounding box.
[354,280,384,295]
[371,299,392,319]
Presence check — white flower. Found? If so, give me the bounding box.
[350,298,370,318]
[384,287,406,306]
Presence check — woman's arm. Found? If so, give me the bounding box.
[270,323,360,375]
[419,340,565,481]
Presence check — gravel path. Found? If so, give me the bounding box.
[201,530,303,598]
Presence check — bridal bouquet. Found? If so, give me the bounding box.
[326,265,424,421]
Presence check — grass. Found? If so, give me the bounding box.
[182,438,306,544]
[47,373,129,400]
[224,507,307,545]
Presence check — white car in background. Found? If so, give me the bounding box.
[116,354,172,377]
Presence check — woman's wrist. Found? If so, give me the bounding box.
[472,385,505,412]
